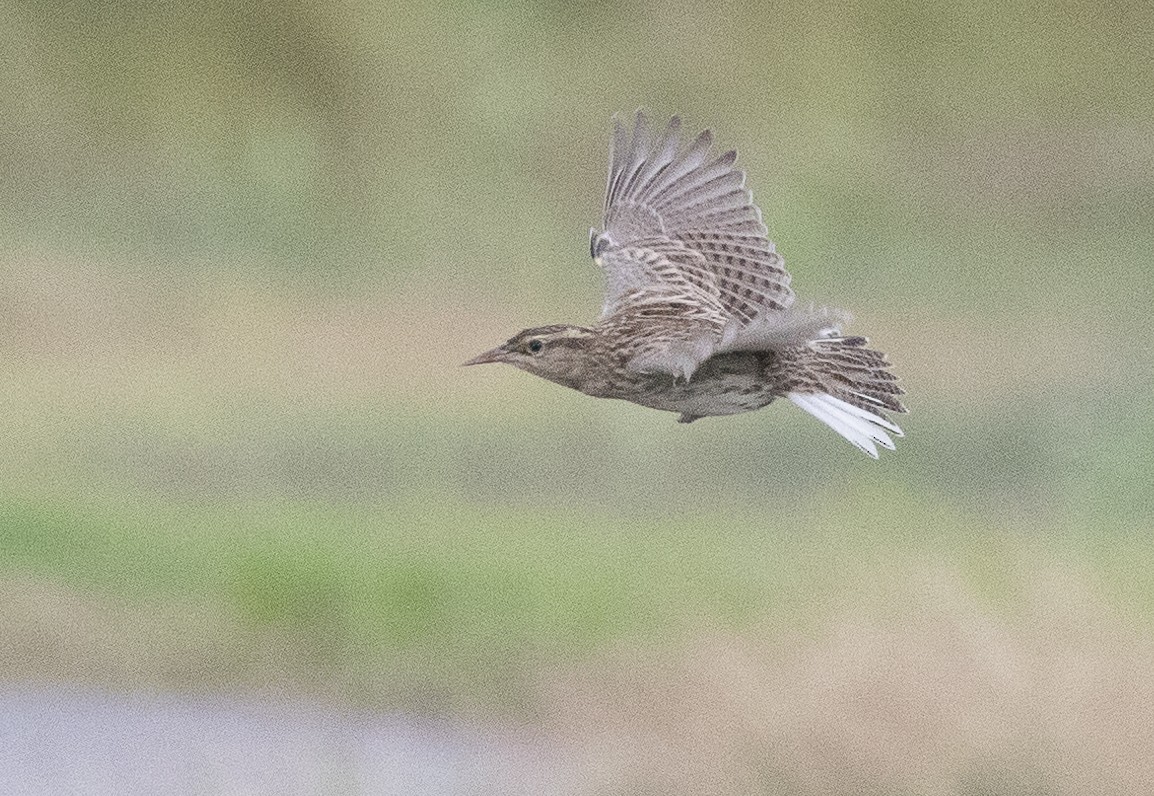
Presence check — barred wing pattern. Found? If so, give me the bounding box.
[595,240,729,380]
[590,112,795,378]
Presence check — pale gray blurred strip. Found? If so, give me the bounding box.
[0,685,569,796]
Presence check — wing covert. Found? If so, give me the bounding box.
[594,241,728,380]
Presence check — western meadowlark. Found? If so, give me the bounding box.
[465,112,906,457]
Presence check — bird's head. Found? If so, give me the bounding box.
[463,325,597,387]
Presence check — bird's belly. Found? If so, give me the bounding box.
[629,375,776,417]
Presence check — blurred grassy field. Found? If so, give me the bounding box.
[2,1,1154,778]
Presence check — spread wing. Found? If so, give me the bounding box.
[589,111,795,378]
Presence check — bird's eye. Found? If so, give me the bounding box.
[527,339,544,354]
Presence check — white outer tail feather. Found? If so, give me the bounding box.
[788,393,904,459]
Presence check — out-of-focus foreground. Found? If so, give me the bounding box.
[2,0,1153,792]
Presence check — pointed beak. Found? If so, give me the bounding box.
[462,346,508,366]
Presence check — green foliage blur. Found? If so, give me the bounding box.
[2,0,1152,706]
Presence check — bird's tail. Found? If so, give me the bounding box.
[781,336,907,458]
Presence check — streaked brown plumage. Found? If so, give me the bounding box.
[466,112,907,457]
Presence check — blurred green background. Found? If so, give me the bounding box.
[2,0,1153,787]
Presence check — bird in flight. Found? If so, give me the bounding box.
[465,112,906,457]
